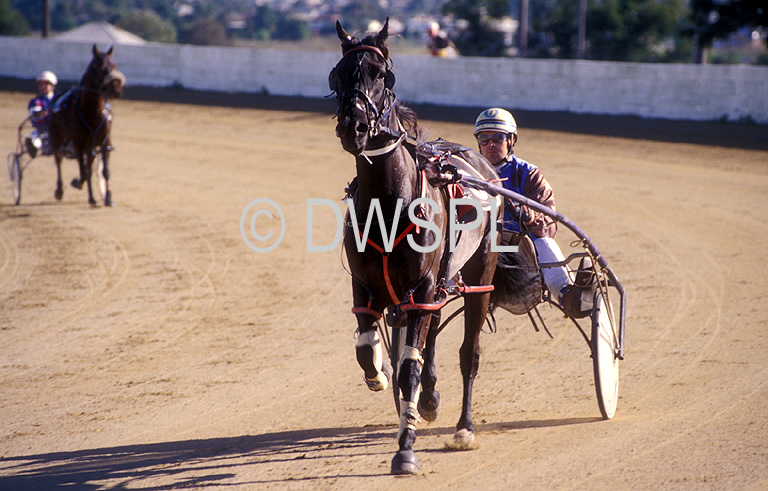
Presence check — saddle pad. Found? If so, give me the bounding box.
[443,154,502,213]
[442,155,502,282]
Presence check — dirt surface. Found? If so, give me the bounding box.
[1,88,767,490]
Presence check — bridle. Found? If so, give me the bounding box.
[79,51,117,95]
[330,45,398,144]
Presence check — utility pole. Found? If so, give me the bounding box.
[518,0,529,57]
[42,0,50,38]
[577,0,587,59]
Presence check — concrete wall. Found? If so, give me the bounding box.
[2,36,766,123]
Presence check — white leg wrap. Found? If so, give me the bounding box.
[401,345,423,366]
[356,330,383,371]
[357,330,388,391]
[398,400,419,439]
[365,371,388,391]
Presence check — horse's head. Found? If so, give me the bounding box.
[103,69,126,99]
[329,19,397,155]
[82,44,123,97]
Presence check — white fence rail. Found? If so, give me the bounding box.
[1,36,766,123]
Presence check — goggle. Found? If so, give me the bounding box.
[477,133,510,146]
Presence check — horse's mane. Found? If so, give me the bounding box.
[393,102,425,144]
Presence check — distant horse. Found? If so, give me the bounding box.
[330,19,502,474]
[49,44,124,206]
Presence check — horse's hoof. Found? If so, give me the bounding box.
[363,360,392,392]
[391,450,418,475]
[417,390,441,422]
[54,189,63,200]
[70,178,83,190]
[445,428,478,451]
[104,191,113,207]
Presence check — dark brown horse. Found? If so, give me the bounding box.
[48,44,123,206]
[330,19,502,474]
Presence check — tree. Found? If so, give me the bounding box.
[686,0,768,63]
[1,0,29,35]
[180,17,229,46]
[528,0,687,61]
[588,0,687,62]
[337,0,387,33]
[274,16,310,41]
[442,0,508,56]
[249,5,278,40]
[118,9,176,43]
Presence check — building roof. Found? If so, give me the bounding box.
[54,21,147,46]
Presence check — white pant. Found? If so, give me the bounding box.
[532,236,572,301]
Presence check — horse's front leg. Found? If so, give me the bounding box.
[54,153,64,200]
[354,314,393,392]
[83,152,96,206]
[391,309,431,475]
[417,312,441,422]
[101,147,112,206]
[71,151,85,190]
[352,283,392,392]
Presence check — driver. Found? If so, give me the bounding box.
[25,70,58,158]
[474,107,594,318]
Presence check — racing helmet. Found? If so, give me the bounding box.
[36,70,58,86]
[473,108,517,136]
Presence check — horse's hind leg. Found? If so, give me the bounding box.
[54,154,64,200]
[417,312,441,422]
[452,291,487,449]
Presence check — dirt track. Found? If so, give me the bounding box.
[1,88,767,490]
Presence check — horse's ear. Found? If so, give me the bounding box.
[373,18,390,59]
[336,20,353,51]
[92,44,99,56]
[106,45,114,56]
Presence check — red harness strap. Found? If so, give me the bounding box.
[399,284,495,312]
[349,171,494,317]
[351,305,382,319]
[359,220,416,305]
[352,171,427,307]
[343,45,387,60]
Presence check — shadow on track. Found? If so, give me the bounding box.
[0,418,599,489]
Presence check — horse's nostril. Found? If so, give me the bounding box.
[356,122,369,135]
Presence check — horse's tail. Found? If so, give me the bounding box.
[490,246,542,315]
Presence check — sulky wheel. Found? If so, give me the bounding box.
[8,152,22,205]
[591,286,619,419]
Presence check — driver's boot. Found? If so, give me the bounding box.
[560,257,597,318]
[25,137,38,158]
